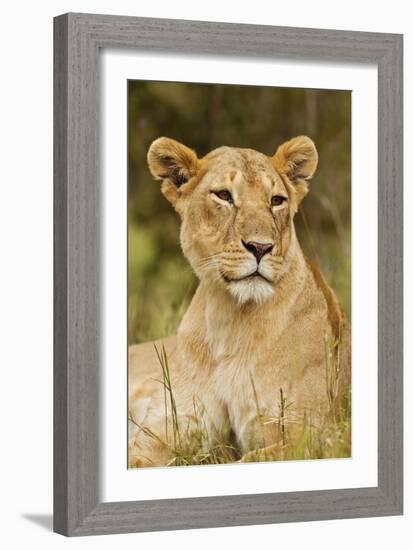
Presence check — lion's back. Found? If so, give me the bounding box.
[128,334,178,387]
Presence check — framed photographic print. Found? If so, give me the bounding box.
[54,13,403,536]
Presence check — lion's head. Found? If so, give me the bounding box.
[147,136,318,305]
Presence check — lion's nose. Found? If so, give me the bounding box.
[242,240,273,263]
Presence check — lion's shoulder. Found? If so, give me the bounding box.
[304,255,347,342]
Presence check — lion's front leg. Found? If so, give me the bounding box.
[240,442,284,463]
[237,410,284,463]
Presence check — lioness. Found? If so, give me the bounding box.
[128,136,350,467]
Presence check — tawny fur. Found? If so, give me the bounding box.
[128,136,350,467]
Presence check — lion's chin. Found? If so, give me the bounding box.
[227,277,274,305]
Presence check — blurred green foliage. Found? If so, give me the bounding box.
[128,81,351,345]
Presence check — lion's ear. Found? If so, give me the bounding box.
[272,136,318,204]
[147,137,199,206]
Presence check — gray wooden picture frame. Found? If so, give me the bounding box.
[53,12,403,536]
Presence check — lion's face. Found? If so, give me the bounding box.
[180,148,294,305]
[147,136,318,304]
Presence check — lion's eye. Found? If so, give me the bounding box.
[213,190,233,204]
[271,195,287,207]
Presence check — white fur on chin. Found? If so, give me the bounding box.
[228,277,274,305]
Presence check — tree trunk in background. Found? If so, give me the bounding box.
[208,85,223,150]
[305,89,318,138]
